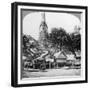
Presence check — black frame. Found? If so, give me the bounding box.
[11,2,88,87]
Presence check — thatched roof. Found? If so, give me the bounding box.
[54,51,67,59]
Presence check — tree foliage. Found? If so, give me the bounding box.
[48,27,81,56]
[49,28,67,49]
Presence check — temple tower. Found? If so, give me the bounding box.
[39,12,48,48]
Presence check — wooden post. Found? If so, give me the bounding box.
[49,62,51,69]
[56,62,58,69]
[32,60,35,69]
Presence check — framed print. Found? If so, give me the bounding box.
[11,2,88,87]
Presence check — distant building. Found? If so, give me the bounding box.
[75,50,81,60]
[74,25,81,35]
[67,54,76,61]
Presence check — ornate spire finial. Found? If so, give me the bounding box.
[41,12,45,22]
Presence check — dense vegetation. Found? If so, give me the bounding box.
[22,27,81,58]
[48,27,81,56]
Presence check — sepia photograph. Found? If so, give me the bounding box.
[11,2,88,87]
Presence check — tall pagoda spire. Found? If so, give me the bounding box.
[40,12,48,28]
[41,12,46,22]
[39,12,48,48]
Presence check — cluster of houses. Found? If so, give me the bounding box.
[23,48,81,70]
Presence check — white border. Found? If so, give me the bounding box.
[18,5,86,84]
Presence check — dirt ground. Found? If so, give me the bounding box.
[22,67,81,78]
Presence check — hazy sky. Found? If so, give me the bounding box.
[23,12,81,40]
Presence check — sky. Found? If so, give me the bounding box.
[23,12,81,40]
